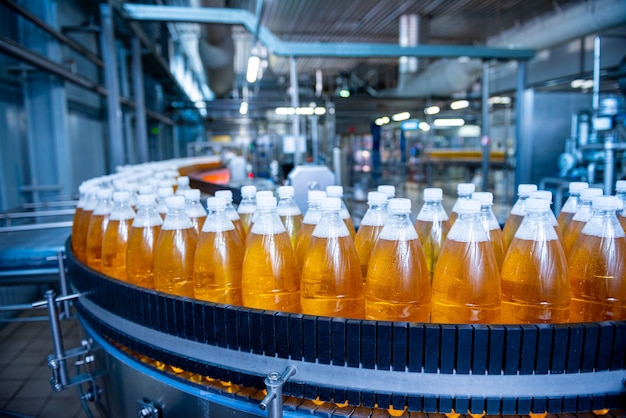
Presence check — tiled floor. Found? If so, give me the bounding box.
[0,309,102,418]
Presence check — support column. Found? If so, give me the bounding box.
[290,56,301,166]
[480,60,490,192]
[132,37,149,163]
[514,60,529,189]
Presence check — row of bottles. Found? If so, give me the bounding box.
[72,169,626,324]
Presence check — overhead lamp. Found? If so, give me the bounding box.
[314,107,326,115]
[450,100,469,110]
[488,96,512,106]
[433,118,465,127]
[571,79,594,89]
[246,56,261,83]
[392,112,411,122]
[239,101,248,115]
[339,88,350,98]
[419,122,431,131]
[424,106,440,115]
[296,107,315,115]
[275,107,295,115]
[375,117,390,126]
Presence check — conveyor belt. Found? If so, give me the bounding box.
[67,239,626,415]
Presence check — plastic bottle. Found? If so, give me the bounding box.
[556,182,589,234]
[153,195,198,297]
[472,192,507,271]
[500,198,570,323]
[215,190,246,243]
[241,196,301,313]
[616,180,626,232]
[193,196,244,305]
[102,191,136,281]
[175,175,191,195]
[71,183,88,253]
[569,196,626,322]
[85,188,115,272]
[72,185,99,263]
[414,188,451,280]
[325,185,357,239]
[502,184,538,249]
[301,197,364,319]
[528,190,565,245]
[431,199,501,324]
[126,194,163,289]
[377,184,395,204]
[156,186,174,220]
[449,183,475,225]
[276,185,303,248]
[183,189,207,235]
[237,185,257,237]
[354,191,388,279]
[562,187,604,255]
[365,198,430,322]
[247,190,274,236]
[295,190,327,268]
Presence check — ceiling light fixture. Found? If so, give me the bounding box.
[392,112,411,122]
[433,118,465,127]
[239,101,248,115]
[450,100,469,110]
[246,56,261,83]
[424,106,440,115]
[419,122,430,131]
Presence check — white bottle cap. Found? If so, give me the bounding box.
[457,183,475,195]
[277,186,295,198]
[472,192,493,205]
[206,196,227,211]
[525,197,551,212]
[530,190,553,203]
[580,188,604,200]
[165,195,186,208]
[592,195,620,211]
[367,191,387,205]
[215,190,233,202]
[157,187,173,198]
[321,197,341,211]
[241,185,257,197]
[113,191,130,202]
[138,185,154,195]
[257,196,277,209]
[97,189,113,199]
[616,180,626,193]
[256,191,274,200]
[183,189,201,201]
[423,188,443,201]
[569,182,589,193]
[136,194,156,205]
[326,185,344,197]
[518,184,538,196]
[177,176,190,186]
[308,190,326,203]
[456,199,481,214]
[388,198,411,212]
[377,185,395,197]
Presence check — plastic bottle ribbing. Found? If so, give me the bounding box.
[414,188,451,281]
[102,191,136,281]
[354,191,388,280]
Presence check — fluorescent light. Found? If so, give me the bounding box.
[419,122,430,131]
[392,112,410,122]
[275,107,295,115]
[297,107,315,115]
[450,100,469,110]
[246,56,261,83]
[339,89,350,98]
[375,116,390,126]
[424,106,440,115]
[433,118,465,127]
[488,96,512,106]
[239,101,248,115]
[570,79,593,89]
[314,107,326,115]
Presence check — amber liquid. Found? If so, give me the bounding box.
[72,208,93,263]
[301,235,364,319]
[241,231,301,312]
[193,229,244,305]
[239,212,254,237]
[563,219,585,255]
[486,227,507,271]
[343,216,357,240]
[232,218,247,243]
[354,224,384,279]
[569,234,626,322]
[153,228,198,297]
[365,238,430,322]
[414,219,451,280]
[500,238,570,323]
[448,211,459,225]
[189,214,207,236]
[619,214,626,233]
[126,224,162,288]
[280,213,303,249]
[556,211,575,235]
[86,214,109,272]
[502,213,523,250]
[431,239,501,323]
[295,223,316,268]
[102,219,133,281]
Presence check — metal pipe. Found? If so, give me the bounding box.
[481,60,490,192]
[132,37,149,162]
[290,57,301,166]
[604,137,615,194]
[593,36,601,113]
[44,290,69,389]
[311,115,319,164]
[514,60,528,190]
[56,251,71,319]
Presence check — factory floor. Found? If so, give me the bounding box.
[0,309,102,418]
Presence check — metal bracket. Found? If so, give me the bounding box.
[137,399,160,418]
[259,366,296,418]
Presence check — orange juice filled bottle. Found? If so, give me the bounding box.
[126,193,163,289]
[301,197,364,319]
[175,175,191,196]
[431,199,501,324]
[366,198,430,322]
[502,184,537,249]
[354,191,388,279]
[215,190,246,243]
[529,190,565,244]
[562,187,604,255]
[556,182,588,234]
[241,196,301,312]
[500,198,570,323]
[193,196,244,305]
[414,188,451,280]
[569,196,626,322]
[73,185,99,263]
[183,189,207,235]
[71,183,88,253]
[325,185,357,239]
[153,195,198,297]
[472,192,507,271]
[102,191,136,281]
[449,183,475,225]
[276,186,303,249]
[156,186,174,220]
[295,190,326,267]
[85,188,114,272]
[237,185,257,237]
[616,180,626,231]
